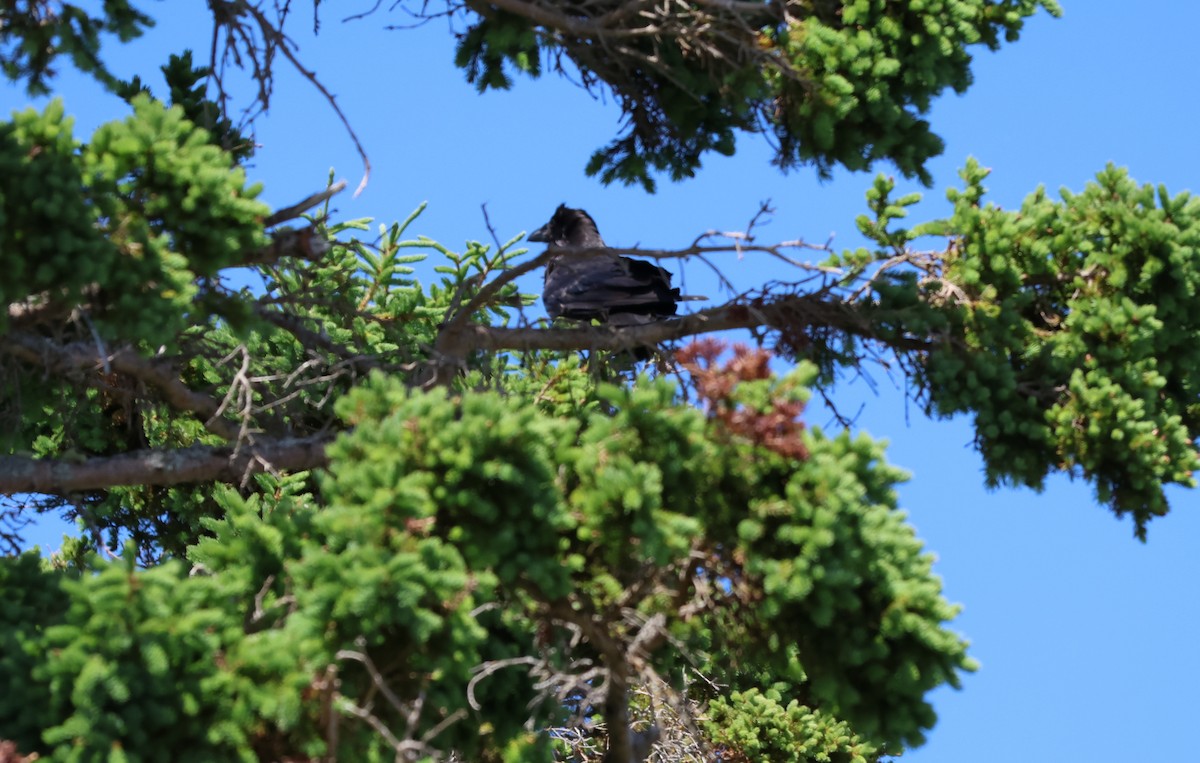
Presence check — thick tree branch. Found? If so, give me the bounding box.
[468,0,628,38]
[439,291,930,355]
[264,180,347,227]
[1,332,243,440]
[0,433,333,494]
[242,225,333,267]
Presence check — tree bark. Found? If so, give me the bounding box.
[0,434,332,495]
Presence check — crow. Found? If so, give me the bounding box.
[529,204,698,327]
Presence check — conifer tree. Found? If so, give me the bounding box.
[3,2,1196,762]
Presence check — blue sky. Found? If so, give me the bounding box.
[5,2,1200,761]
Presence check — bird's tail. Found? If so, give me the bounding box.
[677,295,708,302]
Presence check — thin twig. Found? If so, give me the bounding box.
[239,3,372,195]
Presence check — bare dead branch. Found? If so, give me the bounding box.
[467,657,540,711]
[336,642,415,722]
[335,640,469,758]
[209,344,256,447]
[237,3,372,195]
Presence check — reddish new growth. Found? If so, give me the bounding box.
[0,740,36,763]
[676,338,809,460]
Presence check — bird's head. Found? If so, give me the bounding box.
[528,204,605,248]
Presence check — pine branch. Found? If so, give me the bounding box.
[6,225,331,329]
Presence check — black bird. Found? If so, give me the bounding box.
[529,204,697,327]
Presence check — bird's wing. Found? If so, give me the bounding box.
[545,255,680,319]
[625,258,673,283]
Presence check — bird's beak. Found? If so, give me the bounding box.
[527,224,551,243]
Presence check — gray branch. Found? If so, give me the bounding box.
[0,434,333,495]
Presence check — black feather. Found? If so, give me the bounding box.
[530,205,684,324]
